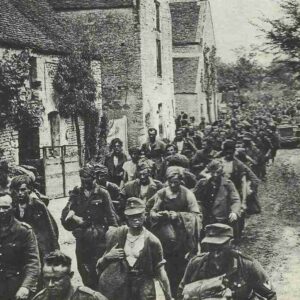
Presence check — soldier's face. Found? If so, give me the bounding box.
[113,142,122,155]
[166,146,176,156]
[168,175,181,193]
[17,183,30,203]
[138,169,150,185]
[130,152,139,163]
[148,130,157,142]
[0,195,13,225]
[43,264,73,298]
[126,212,145,229]
[81,177,94,190]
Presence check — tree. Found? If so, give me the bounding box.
[217,50,265,94]
[0,49,43,129]
[261,0,300,78]
[53,51,98,163]
[217,49,300,111]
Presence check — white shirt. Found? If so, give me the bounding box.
[113,156,119,167]
[19,203,27,218]
[221,158,233,179]
[139,184,150,201]
[124,230,145,267]
[177,140,184,153]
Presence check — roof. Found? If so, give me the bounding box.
[0,0,73,54]
[49,0,134,10]
[173,57,199,93]
[170,2,201,45]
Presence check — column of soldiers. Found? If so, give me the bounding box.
[0,110,280,300]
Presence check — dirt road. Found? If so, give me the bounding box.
[49,149,300,298]
[240,149,300,300]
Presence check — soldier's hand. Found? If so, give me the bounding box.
[104,244,125,261]
[15,287,30,300]
[241,203,247,212]
[151,211,165,221]
[229,212,238,222]
[169,211,178,220]
[73,215,85,225]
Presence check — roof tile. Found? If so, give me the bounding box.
[0,0,73,54]
[49,0,134,10]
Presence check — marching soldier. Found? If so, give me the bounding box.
[61,166,118,289]
[0,193,40,300]
[178,224,277,300]
[33,250,107,300]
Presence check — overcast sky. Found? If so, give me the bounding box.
[209,0,283,64]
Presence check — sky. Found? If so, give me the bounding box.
[209,0,284,64]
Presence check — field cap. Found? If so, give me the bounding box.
[124,197,146,216]
[202,223,233,245]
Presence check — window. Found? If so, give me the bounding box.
[156,39,162,77]
[155,1,160,31]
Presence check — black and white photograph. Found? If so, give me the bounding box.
[0,0,298,299]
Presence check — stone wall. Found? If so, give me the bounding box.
[58,2,176,147]
[0,47,102,166]
[0,126,19,165]
[171,0,217,125]
[59,8,143,147]
[139,0,176,143]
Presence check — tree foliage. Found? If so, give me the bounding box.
[53,21,99,162]
[217,49,299,109]
[0,49,43,129]
[261,0,300,76]
[217,51,265,93]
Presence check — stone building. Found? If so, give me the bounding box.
[49,0,176,147]
[170,0,218,124]
[0,0,101,197]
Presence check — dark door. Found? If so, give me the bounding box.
[19,127,40,164]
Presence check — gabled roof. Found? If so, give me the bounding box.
[170,1,201,45]
[49,0,134,10]
[0,0,73,54]
[173,57,199,93]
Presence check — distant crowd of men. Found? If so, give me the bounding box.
[0,110,280,300]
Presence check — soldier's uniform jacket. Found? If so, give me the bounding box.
[120,178,163,212]
[0,219,40,298]
[194,177,241,225]
[14,195,59,259]
[61,185,118,232]
[178,250,277,300]
[32,286,108,300]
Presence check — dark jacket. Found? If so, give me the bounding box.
[33,286,108,300]
[14,195,59,260]
[140,140,166,171]
[151,185,200,214]
[120,178,163,212]
[0,219,40,298]
[173,138,197,159]
[230,158,260,196]
[61,185,118,232]
[61,186,118,289]
[104,153,127,186]
[190,149,217,175]
[194,177,241,225]
[178,251,277,300]
[97,226,165,300]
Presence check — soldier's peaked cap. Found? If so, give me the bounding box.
[202,223,233,245]
[124,197,146,216]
